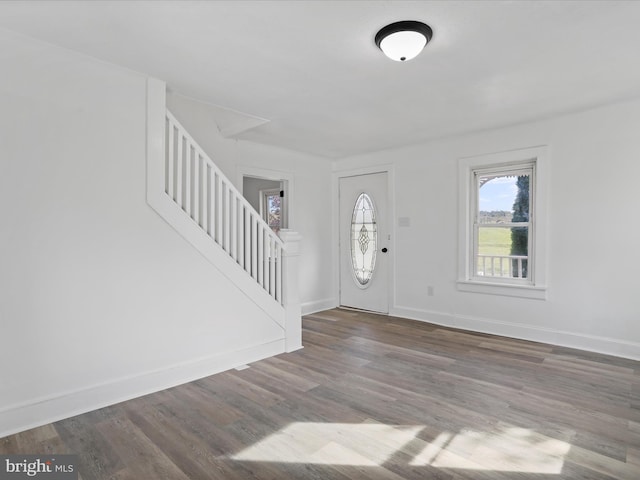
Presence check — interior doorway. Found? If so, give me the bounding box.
[242,175,288,232]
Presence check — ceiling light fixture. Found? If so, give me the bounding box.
[375,20,433,62]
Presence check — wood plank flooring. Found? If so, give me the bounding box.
[2,308,640,479]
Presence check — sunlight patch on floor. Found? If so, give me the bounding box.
[231,421,570,474]
[411,425,571,473]
[231,421,422,466]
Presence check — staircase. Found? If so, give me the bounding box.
[145,79,302,352]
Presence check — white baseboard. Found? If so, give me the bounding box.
[0,339,285,439]
[391,305,640,361]
[390,306,453,326]
[301,298,337,316]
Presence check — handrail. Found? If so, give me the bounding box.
[165,110,284,304]
[477,254,528,278]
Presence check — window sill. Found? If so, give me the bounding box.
[457,280,547,300]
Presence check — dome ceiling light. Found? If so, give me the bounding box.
[375,20,433,62]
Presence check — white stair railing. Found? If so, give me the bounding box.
[146,81,302,352]
[165,110,284,305]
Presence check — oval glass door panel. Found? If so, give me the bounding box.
[350,193,377,286]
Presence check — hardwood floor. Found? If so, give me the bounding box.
[2,308,640,479]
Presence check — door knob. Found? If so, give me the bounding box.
[381,248,388,253]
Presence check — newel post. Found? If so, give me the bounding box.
[279,229,303,352]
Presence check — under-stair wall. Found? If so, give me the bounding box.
[146,79,303,351]
[0,30,303,437]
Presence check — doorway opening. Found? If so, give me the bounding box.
[242,175,289,232]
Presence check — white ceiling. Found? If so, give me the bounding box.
[1,0,640,159]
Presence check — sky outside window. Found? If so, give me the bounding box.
[479,176,517,212]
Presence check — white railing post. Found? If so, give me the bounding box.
[279,229,303,352]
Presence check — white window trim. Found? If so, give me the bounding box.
[457,146,548,300]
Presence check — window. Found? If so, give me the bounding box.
[474,166,532,281]
[458,146,547,299]
[260,188,282,232]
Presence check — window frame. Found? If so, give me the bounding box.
[472,164,534,285]
[259,188,283,232]
[457,146,548,300]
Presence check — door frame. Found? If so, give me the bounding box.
[237,166,294,229]
[333,165,395,312]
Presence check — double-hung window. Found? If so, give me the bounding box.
[458,146,547,299]
[474,164,533,282]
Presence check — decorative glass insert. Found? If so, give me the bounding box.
[351,193,377,286]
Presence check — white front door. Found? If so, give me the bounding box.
[339,172,389,313]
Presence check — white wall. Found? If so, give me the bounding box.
[0,29,309,436]
[335,98,640,359]
[167,93,335,314]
